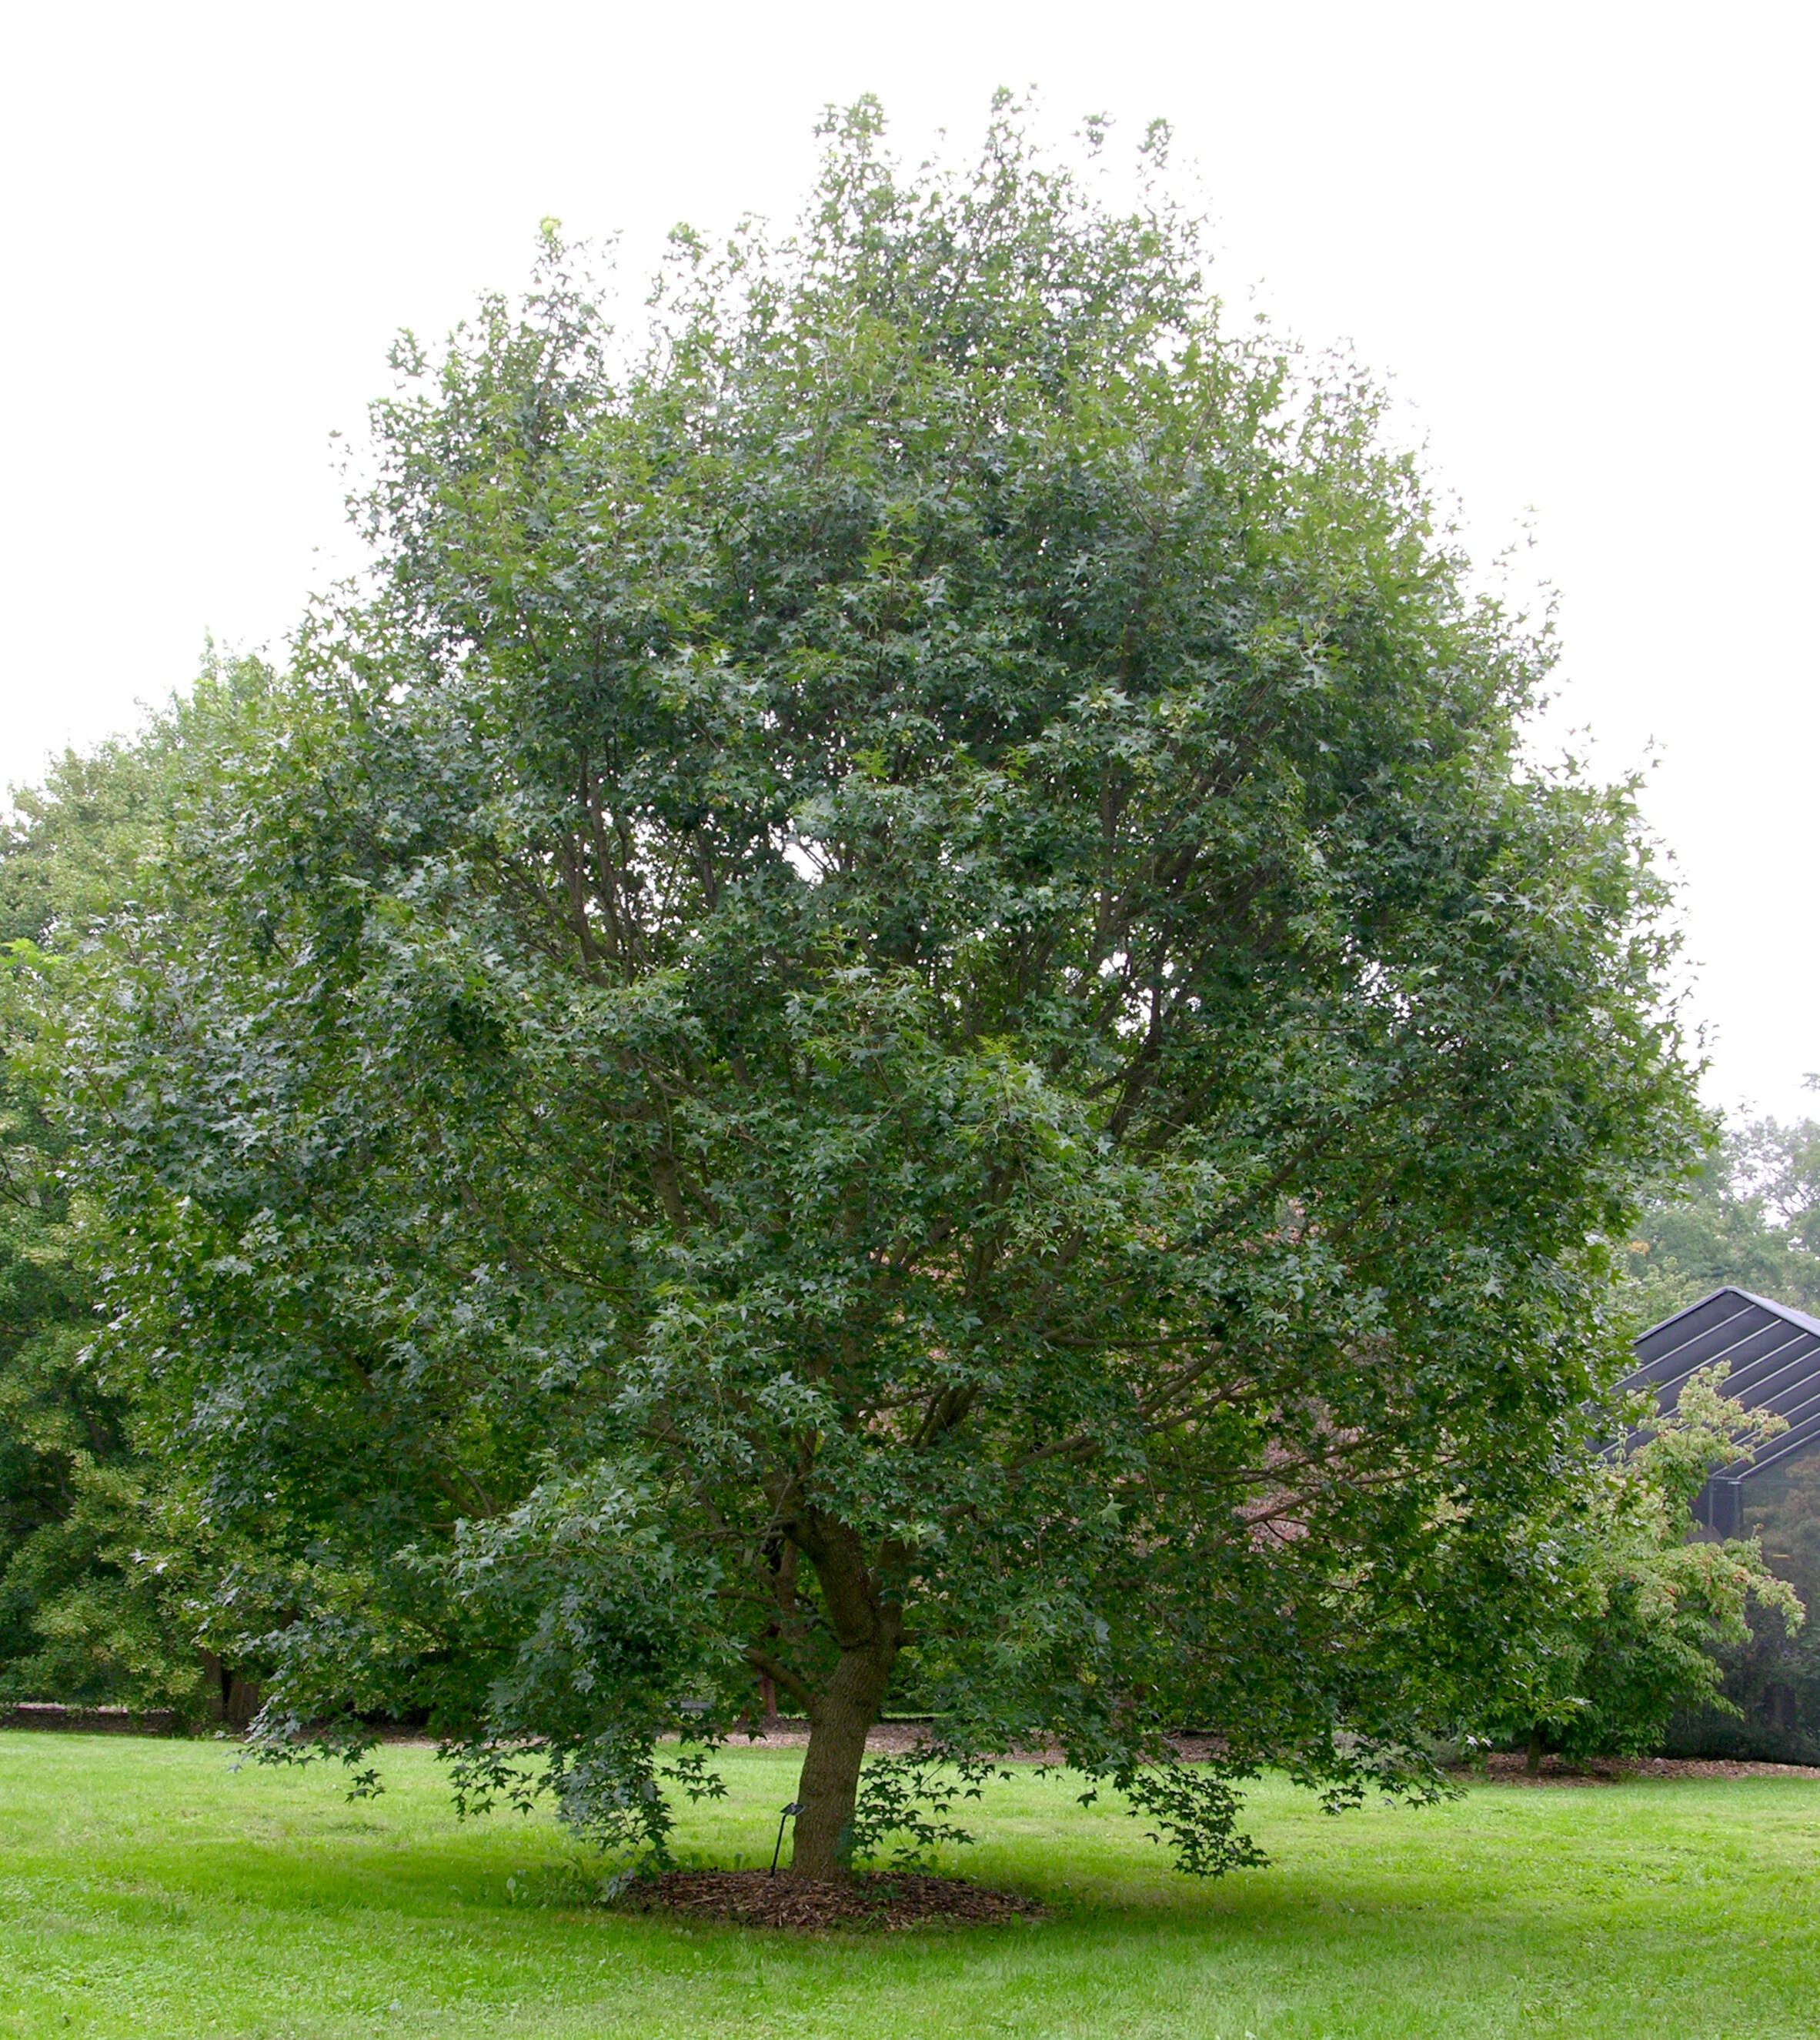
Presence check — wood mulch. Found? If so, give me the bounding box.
[726,1718,1229,1764]
[727,1718,940,1754]
[624,1868,1046,1931]
[1456,1751,1820,1787]
[0,1703,180,1736]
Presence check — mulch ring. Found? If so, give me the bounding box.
[625,1869,1046,1931]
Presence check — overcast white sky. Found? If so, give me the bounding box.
[2,0,1814,1119]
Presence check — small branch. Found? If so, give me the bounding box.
[1004,1428,1101,1476]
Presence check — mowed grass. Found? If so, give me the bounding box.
[1,1733,1816,2039]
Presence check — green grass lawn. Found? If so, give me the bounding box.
[1,1732,1816,2039]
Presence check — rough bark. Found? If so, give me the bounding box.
[783,1512,904,1880]
[788,1636,900,1878]
[1525,1728,1544,1777]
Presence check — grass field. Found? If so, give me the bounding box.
[2,1732,1817,2038]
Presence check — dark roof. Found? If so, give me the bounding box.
[1618,1289,1820,1524]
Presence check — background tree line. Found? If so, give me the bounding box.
[0,717,262,1725]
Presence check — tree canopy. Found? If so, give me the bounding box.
[29,101,1701,1877]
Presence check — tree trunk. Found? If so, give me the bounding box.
[788,1633,899,1879]
[780,1510,905,1881]
[200,1649,226,1724]
[198,1650,262,1731]
[1525,1728,1544,1777]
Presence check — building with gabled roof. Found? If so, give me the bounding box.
[1621,1287,1820,1760]
[1619,1286,1820,1537]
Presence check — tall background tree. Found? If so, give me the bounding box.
[32,101,1701,1876]
[0,740,227,1719]
[1623,1108,1820,1324]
